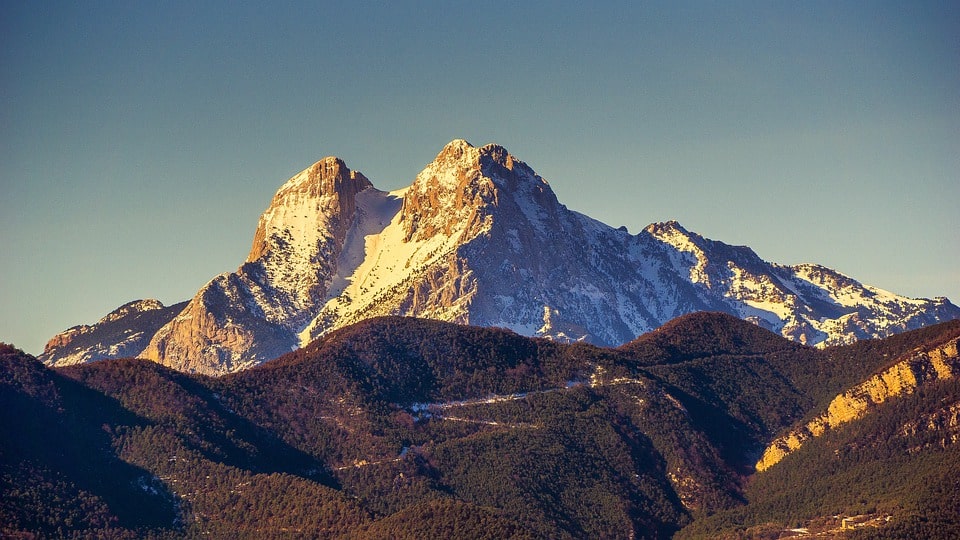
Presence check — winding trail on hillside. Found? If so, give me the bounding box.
[330,367,653,471]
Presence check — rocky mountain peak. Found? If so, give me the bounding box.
[399,140,562,241]
[247,157,372,263]
[436,138,476,160]
[280,156,370,198]
[99,299,166,324]
[477,144,551,193]
[478,142,513,165]
[400,140,490,241]
[644,220,693,239]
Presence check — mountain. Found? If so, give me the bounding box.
[6,316,960,538]
[39,139,960,374]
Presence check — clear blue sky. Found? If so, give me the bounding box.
[2,1,958,354]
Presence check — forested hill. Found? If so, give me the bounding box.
[3,315,959,538]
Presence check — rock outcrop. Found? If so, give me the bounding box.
[756,336,960,471]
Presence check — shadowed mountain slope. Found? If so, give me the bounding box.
[8,315,960,537]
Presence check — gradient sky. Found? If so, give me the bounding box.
[2,1,958,355]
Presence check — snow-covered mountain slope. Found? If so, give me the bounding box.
[39,300,187,367]
[39,139,960,374]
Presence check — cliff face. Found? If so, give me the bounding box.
[756,337,960,471]
[399,139,496,242]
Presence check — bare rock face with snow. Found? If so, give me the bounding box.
[139,157,373,373]
[40,300,187,366]
[40,139,960,374]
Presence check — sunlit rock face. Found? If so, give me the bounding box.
[757,337,960,471]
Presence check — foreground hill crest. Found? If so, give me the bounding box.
[40,139,960,374]
[10,317,960,537]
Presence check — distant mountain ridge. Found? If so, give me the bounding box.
[39,139,960,374]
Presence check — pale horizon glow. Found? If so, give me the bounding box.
[2,1,958,354]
